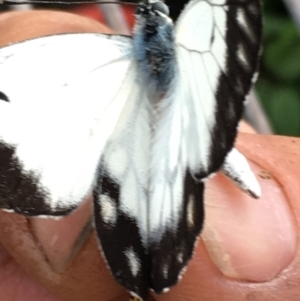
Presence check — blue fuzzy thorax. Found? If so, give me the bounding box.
[133,3,176,98]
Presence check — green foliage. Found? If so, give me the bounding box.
[256,0,300,135]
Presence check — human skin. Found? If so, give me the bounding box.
[0,9,299,301]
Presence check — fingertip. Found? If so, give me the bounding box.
[0,10,112,46]
[31,197,93,273]
[166,134,300,301]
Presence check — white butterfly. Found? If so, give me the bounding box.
[0,0,262,299]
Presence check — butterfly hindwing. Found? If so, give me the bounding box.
[149,168,204,293]
[93,68,151,299]
[0,33,134,216]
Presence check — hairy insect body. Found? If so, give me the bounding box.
[133,4,176,97]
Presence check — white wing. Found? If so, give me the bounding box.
[93,80,151,299]
[0,33,153,299]
[0,33,134,216]
[149,0,262,293]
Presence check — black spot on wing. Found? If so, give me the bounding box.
[93,165,149,301]
[0,143,74,216]
[149,169,204,294]
[0,91,9,102]
[200,0,262,177]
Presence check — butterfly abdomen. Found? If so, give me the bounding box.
[133,2,176,96]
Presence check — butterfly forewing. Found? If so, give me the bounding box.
[175,0,262,177]
[0,33,133,215]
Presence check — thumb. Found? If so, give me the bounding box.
[162,133,299,301]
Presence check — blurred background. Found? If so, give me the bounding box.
[257,0,300,136]
[1,0,300,136]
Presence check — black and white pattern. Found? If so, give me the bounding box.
[0,0,262,300]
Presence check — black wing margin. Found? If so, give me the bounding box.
[209,0,262,174]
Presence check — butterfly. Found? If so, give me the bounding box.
[0,0,262,300]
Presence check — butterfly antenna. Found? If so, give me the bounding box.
[1,0,138,5]
[98,0,131,34]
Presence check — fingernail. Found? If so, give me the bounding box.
[202,161,296,282]
[30,197,93,273]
